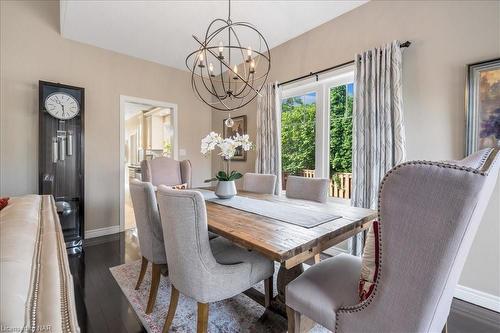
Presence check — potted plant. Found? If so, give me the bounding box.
[201,132,253,199]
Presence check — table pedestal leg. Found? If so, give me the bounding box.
[276,263,304,305]
[244,263,305,318]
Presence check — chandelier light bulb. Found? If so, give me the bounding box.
[246,46,252,62]
[209,63,215,77]
[218,41,224,58]
[198,52,205,67]
[233,65,239,80]
[250,59,255,73]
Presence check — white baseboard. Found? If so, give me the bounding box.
[85,225,120,239]
[455,284,500,312]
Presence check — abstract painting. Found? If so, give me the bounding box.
[466,58,500,154]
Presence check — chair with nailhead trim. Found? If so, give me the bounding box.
[285,148,499,333]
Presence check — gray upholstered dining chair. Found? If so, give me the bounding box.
[129,179,168,314]
[156,187,275,333]
[141,157,192,188]
[141,157,220,240]
[242,172,277,194]
[286,175,330,203]
[285,148,500,333]
[286,175,330,263]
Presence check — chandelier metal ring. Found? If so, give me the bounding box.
[186,0,271,112]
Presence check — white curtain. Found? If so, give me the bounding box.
[351,40,407,255]
[256,82,282,195]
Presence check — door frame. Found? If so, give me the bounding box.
[119,95,179,232]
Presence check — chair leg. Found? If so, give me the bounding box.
[264,276,273,308]
[197,302,209,333]
[313,254,320,264]
[162,285,180,333]
[135,256,148,290]
[286,306,315,333]
[442,322,448,333]
[145,263,161,314]
[287,306,298,333]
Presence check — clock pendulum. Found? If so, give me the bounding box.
[53,121,74,163]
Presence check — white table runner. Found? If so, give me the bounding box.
[199,190,341,228]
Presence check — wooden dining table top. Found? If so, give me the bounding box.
[200,188,377,269]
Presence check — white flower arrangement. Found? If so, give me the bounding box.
[201,131,253,182]
[200,132,253,160]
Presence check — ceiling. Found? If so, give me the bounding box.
[124,102,150,120]
[60,0,367,72]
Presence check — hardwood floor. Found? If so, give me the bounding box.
[69,230,500,333]
[69,231,145,333]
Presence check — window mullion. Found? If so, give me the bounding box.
[314,84,329,179]
[325,83,331,180]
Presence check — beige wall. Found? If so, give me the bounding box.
[212,1,500,297]
[0,1,212,232]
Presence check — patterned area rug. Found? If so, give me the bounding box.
[110,260,330,332]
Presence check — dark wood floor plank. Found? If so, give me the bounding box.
[69,231,146,333]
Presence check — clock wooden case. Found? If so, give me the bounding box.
[39,81,84,251]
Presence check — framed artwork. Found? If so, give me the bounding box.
[223,115,247,161]
[466,58,500,154]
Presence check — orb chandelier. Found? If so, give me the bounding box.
[186,0,271,122]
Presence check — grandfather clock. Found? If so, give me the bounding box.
[39,81,84,251]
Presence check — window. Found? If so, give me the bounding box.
[280,67,354,199]
[329,83,353,199]
[281,92,316,179]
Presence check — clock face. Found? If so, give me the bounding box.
[44,92,80,120]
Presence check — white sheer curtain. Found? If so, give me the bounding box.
[255,82,282,195]
[351,40,407,255]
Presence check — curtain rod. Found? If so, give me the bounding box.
[276,41,411,88]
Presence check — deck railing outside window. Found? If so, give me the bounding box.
[300,169,352,199]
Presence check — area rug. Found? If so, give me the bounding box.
[110,260,330,332]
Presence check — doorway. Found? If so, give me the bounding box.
[120,96,178,231]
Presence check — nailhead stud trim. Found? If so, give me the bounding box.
[334,148,497,333]
[51,196,74,333]
[25,196,77,333]
[26,198,43,333]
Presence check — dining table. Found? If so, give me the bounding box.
[197,187,377,316]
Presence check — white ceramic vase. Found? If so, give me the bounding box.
[215,180,237,199]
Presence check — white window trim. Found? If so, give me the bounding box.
[280,65,354,179]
